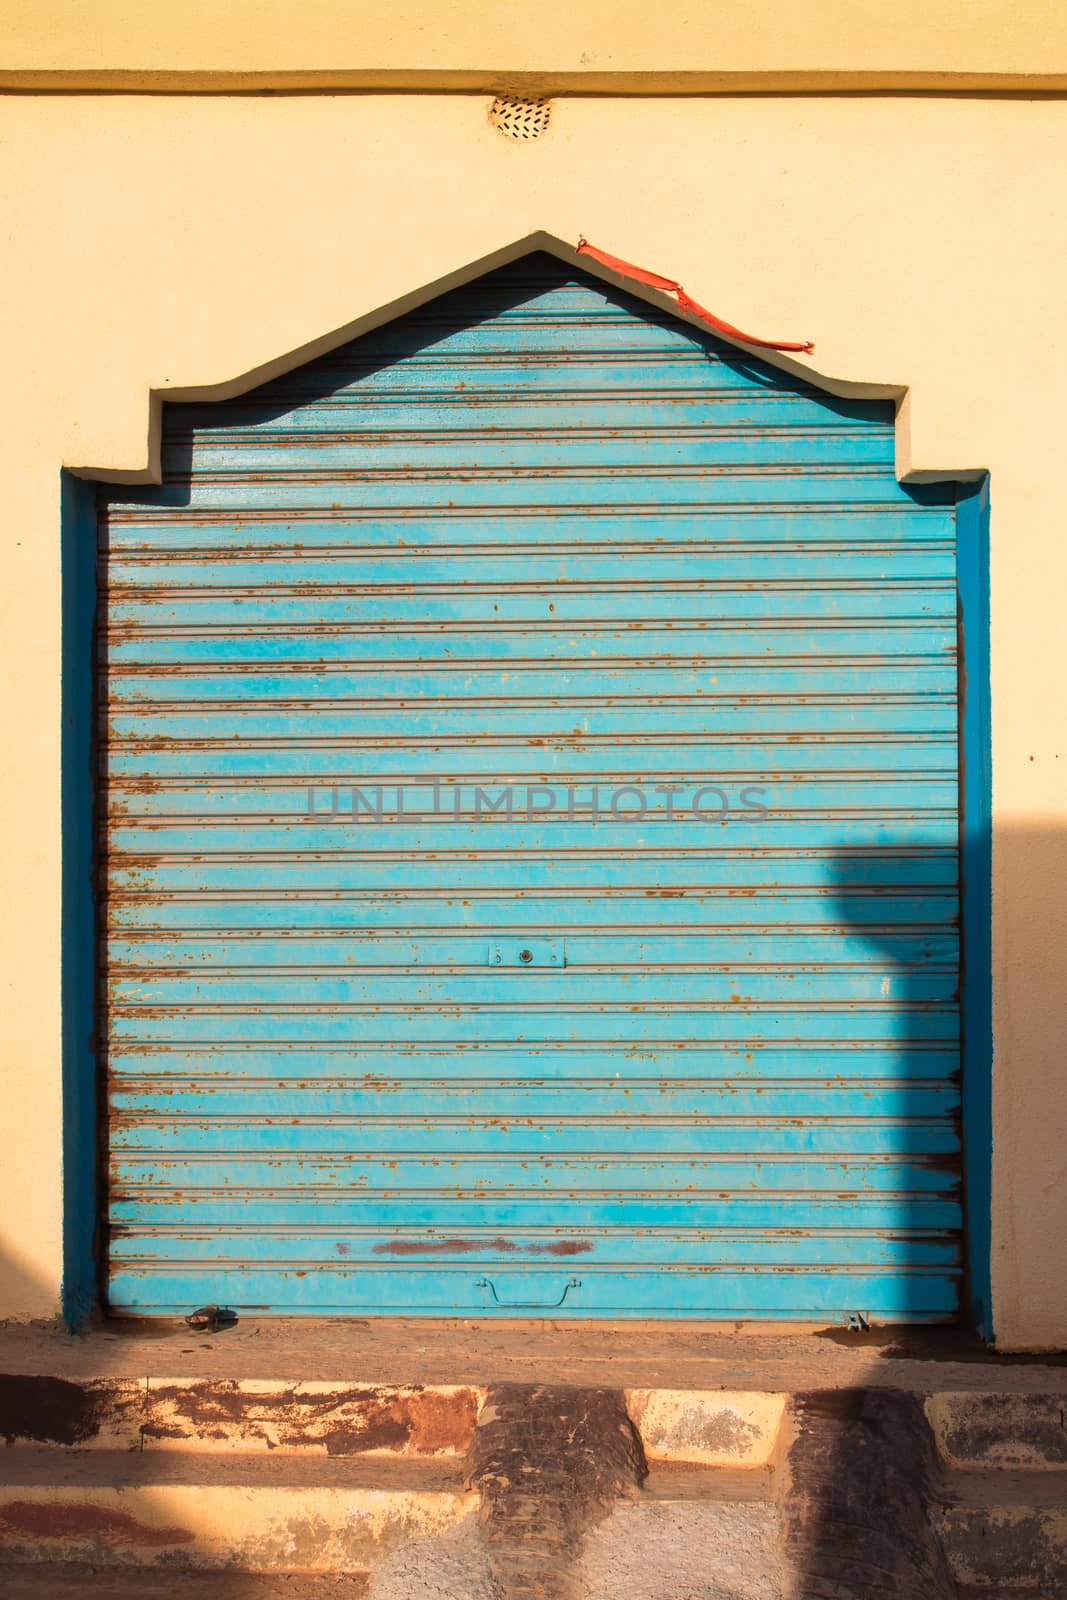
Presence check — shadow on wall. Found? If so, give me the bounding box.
[827,820,1067,1346]
[0,1247,58,1331]
[827,834,977,1332]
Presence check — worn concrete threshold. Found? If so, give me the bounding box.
[3,1326,1067,1596]
[0,1386,961,1598]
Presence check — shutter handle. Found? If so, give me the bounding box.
[476,1277,581,1309]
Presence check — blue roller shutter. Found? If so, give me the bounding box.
[100,252,963,1320]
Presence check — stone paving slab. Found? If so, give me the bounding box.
[578,1501,785,1600]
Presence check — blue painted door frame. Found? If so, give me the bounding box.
[58,260,994,1333]
[956,476,993,1338]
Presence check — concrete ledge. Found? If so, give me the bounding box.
[626,1389,786,1467]
[0,1448,781,1575]
[0,1372,785,1467]
[927,1392,1067,1469]
[938,1496,1067,1592]
[138,1379,482,1457]
[3,1393,1065,1587]
[0,1451,471,1572]
[3,1321,1066,1393]
[0,1375,483,1456]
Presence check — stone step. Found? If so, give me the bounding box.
[0,1446,778,1576]
[927,1392,1067,1470]
[937,1468,1067,1594]
[0,1374,784,1469]
[0,1449,471,1575]
[0,1374,786,1584]
[6,1369,1066,1591]
[0,1375,482,1458]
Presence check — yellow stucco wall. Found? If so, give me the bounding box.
[2,0,1067,90]
[0,90,1065,1348]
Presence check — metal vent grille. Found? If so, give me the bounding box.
[489,95,552,141]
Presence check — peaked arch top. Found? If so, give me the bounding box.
[132,251,947,525]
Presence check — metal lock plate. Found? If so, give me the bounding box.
[488,939,566,968]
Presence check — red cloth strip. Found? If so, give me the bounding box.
[576,238,814,355]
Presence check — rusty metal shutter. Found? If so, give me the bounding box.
[100,252,962,1320]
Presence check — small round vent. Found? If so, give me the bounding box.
[488,95,552,142]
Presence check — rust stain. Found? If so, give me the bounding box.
[374,1236,518,1255]
[373,1236,593,1258]
[0,1500,196,1547]
[140,1381,479,1457]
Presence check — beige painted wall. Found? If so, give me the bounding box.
[3,1,1067,89]
[0,91,1064,1348]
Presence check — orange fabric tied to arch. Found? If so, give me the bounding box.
[575,238,815,355]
